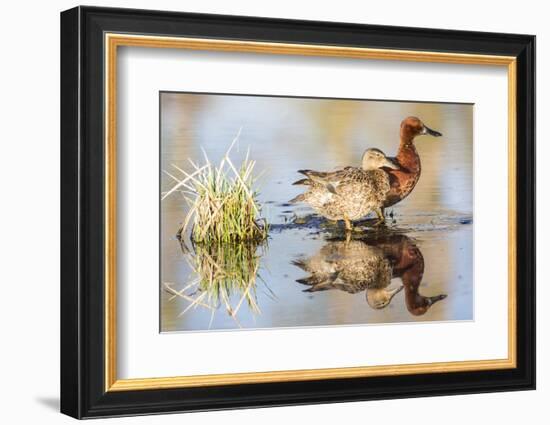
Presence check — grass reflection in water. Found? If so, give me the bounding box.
[163,239,271,328]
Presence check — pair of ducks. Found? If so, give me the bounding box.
[290,116,442,229]
[293,234,447,314]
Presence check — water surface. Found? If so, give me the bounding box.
[160,92,473,332]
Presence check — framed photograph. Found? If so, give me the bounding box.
[60,6,535,419]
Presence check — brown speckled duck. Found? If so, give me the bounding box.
[292,239,404,310]
[289,148,399,230]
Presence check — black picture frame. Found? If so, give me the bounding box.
[61,5,535,419]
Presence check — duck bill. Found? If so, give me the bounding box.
[423,125,443,137]
[387,285,404,301]
[426,294,447,306]
[382,158,400,170]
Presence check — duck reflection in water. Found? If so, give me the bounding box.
[293,234,447,316]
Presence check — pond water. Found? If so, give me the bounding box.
[160,92,473,332]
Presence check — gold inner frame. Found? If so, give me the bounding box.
[104,33,517,392]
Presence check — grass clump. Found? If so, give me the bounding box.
[163,128,269,244]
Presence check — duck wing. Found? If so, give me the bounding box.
[297,271,341,292]
[298,168,358,194]
[291,178,312,186]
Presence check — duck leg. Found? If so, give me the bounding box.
[344,220,353,245]
[374,208,386,226]
[343,216,353,232]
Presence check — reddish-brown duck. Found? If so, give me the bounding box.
[384,116,443,209]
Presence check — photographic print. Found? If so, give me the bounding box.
[160,92,473,332]
[61,9,535,417]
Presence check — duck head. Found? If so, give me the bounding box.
[400,116,443,141]
[361,148,400,171]
[406,292,447,316]
[366,285,404,309]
